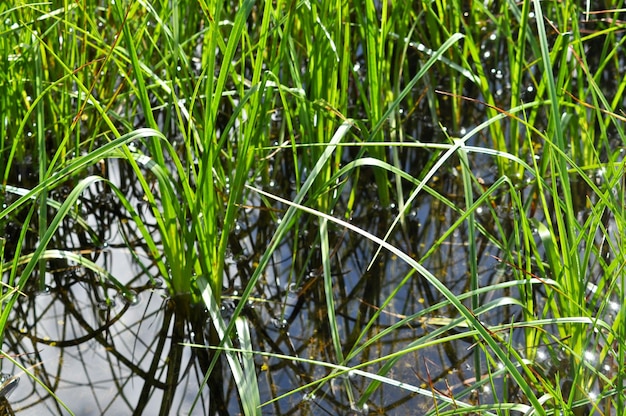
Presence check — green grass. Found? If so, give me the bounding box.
[1,0,626,414]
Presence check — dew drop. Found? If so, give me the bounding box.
[122,290,140,306]
[36,285,52,296]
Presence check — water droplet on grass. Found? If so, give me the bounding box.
[116,289,140,307]
[36,286,52,296]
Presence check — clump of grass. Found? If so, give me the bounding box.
[2,0,626,415]
[236,1,626,414]
[1,0,266,412]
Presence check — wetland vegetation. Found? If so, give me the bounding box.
[1,0,626,415]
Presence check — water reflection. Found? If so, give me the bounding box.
[0,374,19,407]
[1,151,620,415]
[2,26,624,412]
[0,149,524,415]
[2,126,620,415]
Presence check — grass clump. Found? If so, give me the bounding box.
[1,0,626,415]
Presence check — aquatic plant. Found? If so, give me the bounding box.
[1,0,625,415]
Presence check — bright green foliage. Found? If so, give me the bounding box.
[1,0,626,415]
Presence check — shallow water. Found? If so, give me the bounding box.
[2,97,620,415]
[0,151,524,415]
[2,4,625,415]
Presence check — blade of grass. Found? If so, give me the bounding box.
[247,185,547,413]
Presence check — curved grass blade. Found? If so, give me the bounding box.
[247,186,547,414]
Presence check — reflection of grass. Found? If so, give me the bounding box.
[1,0,626,415]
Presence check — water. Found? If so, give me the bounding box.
[0,374,19,399]
[2,7,625,414]
[0,157,506,414]
[2,136,611,414]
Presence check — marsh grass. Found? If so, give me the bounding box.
[1,0,626,414]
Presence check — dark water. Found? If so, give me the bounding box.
[2,85,620,416]
[2,120,619,414]
[0,147,522,416]
[2,7,625,416]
